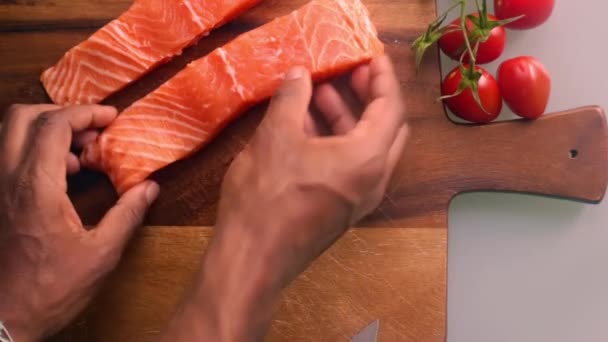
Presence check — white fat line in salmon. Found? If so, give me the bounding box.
[118,115,209,135]
[104,134,195,152]
[109,125,203,142]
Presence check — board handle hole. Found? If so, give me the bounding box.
[570,149,579,159]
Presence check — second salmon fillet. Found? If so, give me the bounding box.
[82,0,384,193]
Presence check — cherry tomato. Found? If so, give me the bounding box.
[495,0,555,30]
[439,14,506,65]
[442,66,502,124]
[497,56,551,120]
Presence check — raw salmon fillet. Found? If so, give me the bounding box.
[41,0,260,105]
[82,0,384,193]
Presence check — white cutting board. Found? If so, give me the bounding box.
[440,0,608,341]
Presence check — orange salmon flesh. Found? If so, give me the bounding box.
[41,0,261,105]
[81,0,384,193]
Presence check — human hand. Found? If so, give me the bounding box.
[162,56,407,341]
[0,104,159,341]
[216,54,407,275]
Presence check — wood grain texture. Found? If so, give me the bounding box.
[0,0,131,31]
[49,227,447,342]
[1,0,607,341]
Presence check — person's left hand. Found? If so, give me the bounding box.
[0,104,159,342]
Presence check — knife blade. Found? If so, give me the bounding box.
[350,320,379,342]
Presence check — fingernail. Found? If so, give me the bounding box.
[145,181,160,205]
[285,67,306,81]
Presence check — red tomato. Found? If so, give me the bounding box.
[497,56,551,120]
[495,0,555,30]
[439,14,506,65]
[442,66,502,124]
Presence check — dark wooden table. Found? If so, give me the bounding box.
[1,0,607,340]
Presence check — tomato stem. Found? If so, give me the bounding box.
[492,15,527,28]
[413,0,511,122]
[459,0,477,65]
[472,41,480,61]
[475,0,484,17]
[411,0,465,71]
[441,0,464,19]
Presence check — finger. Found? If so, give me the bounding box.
[67,153,80,175]
[94,181,159,253]
[381,124,409,188]
[25,105,117,181]
[50,105,117,131]
[0,104,61,173]
[73,130,100,149]
[351,56,405,151]
[304,113,321,137]
[350,124,407,225]
[313,84,357,135]
[368,56,401,100]
[351,64,371,103]
[263,67,312,137]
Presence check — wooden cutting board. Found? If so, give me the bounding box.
[1,1,607,341]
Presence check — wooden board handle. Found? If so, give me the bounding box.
[451,106,608,202]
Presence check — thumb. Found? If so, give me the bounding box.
[94,180,159,251]
[263,66,312,134]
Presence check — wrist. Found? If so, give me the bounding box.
[0,314,38,342]
[203,229,282,339]
[0,253,46,342]
[161,229,280,342]
[0,279,47,342]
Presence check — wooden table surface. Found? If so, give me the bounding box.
[1,0,607,341]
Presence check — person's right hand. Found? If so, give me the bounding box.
[161,55,407,341]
